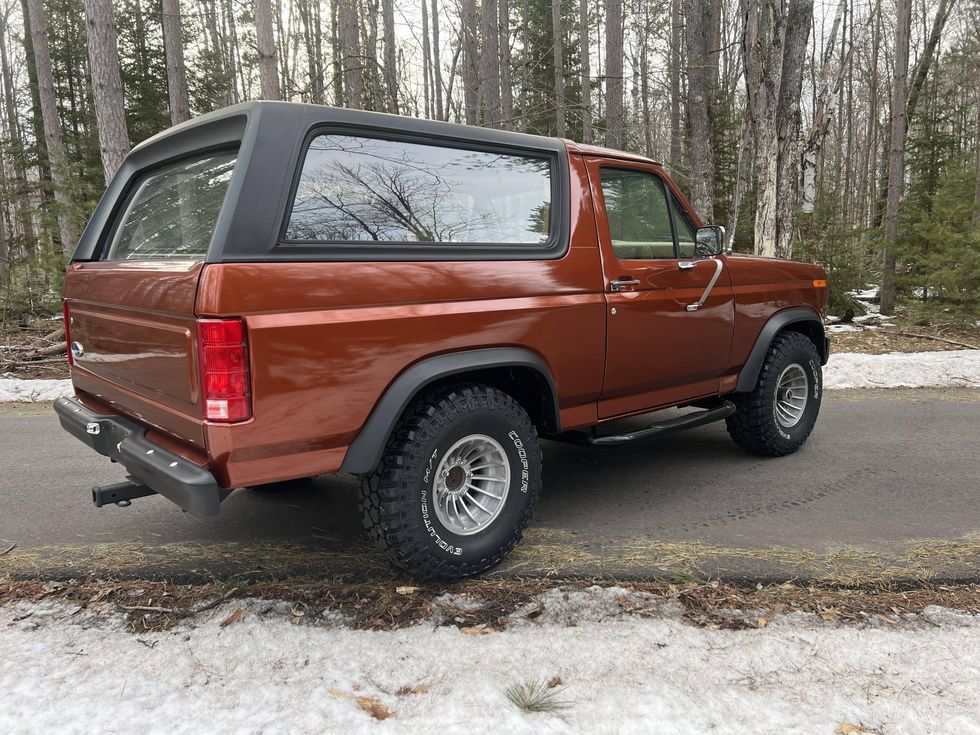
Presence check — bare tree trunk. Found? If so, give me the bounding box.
[498,0,512,128]
[432,0,445,120]
[381,0,398,112]
[879,0,911,316]
[604,0,623,149]
[84,0,131,184]
[742,0,812,258]
[24,0,79,252]
[973,92,980,226]
[331,0,343,106]
[773,0,812,258]
[482,0,501,127]
[906,0,956,124]
[161,0,191,122]
[551,0,565,136]
[255,0,281,99]
[0,17,37,249]
[338,0,363,109]
[639,20,652,157]
[669,0,681,171]
[684,0,717,221]
[461,0,479,125]
[421,0,431,116]
[579,0,591,142]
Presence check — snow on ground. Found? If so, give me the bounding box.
[3,350,979,402]
[823,350,980,389]
[0,378,73,402]
[1,588,979,734]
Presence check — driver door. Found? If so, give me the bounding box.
[587,158,735,418]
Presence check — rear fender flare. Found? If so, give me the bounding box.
[339,347,559,475]
[734,306,828,393]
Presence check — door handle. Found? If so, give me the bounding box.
[682,258,725,311]
[609,277,641,292]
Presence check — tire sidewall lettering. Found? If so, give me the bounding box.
[420,446,463,556]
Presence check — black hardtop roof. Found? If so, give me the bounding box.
[133,100,569,157]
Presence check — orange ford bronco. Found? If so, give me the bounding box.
[56,102,829,580]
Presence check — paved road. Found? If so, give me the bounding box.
[2,389,978,582]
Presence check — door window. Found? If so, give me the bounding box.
[599,168,675,260]
[671,197,698,257]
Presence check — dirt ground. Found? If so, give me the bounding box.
[2,575,979,634]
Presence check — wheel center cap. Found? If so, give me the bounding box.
[445,466,465,492]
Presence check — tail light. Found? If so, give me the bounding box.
[63,301,73,367]
[197,319,251,422]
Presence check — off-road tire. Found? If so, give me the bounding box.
[726,331,822,456]
[358,383,543,581]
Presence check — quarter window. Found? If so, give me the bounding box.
[599,169,676,260]
[285,134,553,245]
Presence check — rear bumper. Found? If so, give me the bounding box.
[53,396,224,518]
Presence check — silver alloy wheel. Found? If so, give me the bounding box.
[433,434,511,536]
[774,363,809,428]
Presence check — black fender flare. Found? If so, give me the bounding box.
[734,306,828,393]
[339,347,560,475]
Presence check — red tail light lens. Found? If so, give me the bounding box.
[63,301,73,367]
[197,319,250,422]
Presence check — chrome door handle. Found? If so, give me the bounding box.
[609,278,641,292]
[683,257,725,311]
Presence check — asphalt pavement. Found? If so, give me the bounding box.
[2,388,978,582]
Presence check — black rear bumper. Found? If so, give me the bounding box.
[53,396,224,518]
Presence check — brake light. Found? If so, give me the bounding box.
[197,319,251,422]
[63,301,73,367]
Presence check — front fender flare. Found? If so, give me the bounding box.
[339,347,559,475]
[734,306,828,393]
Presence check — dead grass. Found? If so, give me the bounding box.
[2,575,979,634]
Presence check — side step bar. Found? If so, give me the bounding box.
[555,401,736,447]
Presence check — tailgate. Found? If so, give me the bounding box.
[65,261,207,448]
[63,149,239,450]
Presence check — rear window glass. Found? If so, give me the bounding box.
[284,134,553,245]
[105,152,237,260]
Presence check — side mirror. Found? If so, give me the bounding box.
[695,225,726,257]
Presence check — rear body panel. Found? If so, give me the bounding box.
[64,260,207,449]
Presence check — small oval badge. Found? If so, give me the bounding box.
[70,341,85,360]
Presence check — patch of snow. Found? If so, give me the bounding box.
[852,312,892,323]
[827,324,863,333]
[2,597,979,734]
[825,350,980,389]
[824,315,841,323]
[849,284,879,301]
[0,378,72,403]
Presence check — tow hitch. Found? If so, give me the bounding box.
[92,478,157,508]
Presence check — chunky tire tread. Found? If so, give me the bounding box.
[358,383,542,581]
[726,331,822,457]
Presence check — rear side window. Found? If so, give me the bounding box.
[105,152,237,260]
[285,134,553,245]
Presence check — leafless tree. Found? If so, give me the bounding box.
[604,0,623,149]
[879,0,911,315]
[161,0,191,122]
[255,0,281,99]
